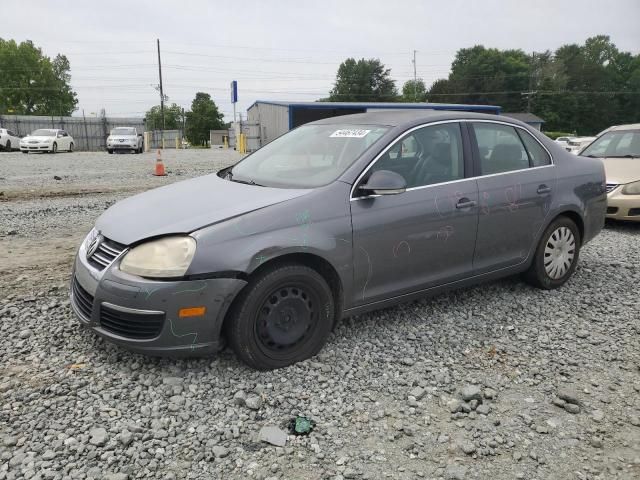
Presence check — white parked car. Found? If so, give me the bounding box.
[0,128,21,151]
[20,129,74,154]
[554,136,574,148]
[566,136,596,155]
[107,127,144,154]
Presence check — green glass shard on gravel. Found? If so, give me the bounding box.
[294,416,315,434]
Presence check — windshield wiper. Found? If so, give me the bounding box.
[225,171,263,186]
[606,154,639,158]
[584,154,601,158]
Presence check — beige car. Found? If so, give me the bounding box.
[580,124,640,221]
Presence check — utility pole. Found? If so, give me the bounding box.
[523,51,537,113]
[412,50,417,102]
[82,109,90,151]
[182,107,185,148]
[157,39,165,147]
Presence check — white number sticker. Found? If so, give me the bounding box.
[330,129,371,138]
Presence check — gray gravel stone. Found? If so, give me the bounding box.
[461,385,482,402]
[245,394,263,410]
[89,427,108,446]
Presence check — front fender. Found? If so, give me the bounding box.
[188,182,354,298]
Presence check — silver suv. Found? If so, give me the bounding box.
[107,127,144,154]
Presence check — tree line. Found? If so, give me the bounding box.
[326,35,640,135]
[2,35,638,138]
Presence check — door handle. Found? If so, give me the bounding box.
[537,184,551,194]
[456,198,477,209]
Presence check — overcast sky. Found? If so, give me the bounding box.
[4,0,639,122]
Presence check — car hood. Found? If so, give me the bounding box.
[21,136,54,142]
[96,173,311,245]
[602,157,640,184]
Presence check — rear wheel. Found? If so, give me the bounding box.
[524,216,580,289]
[5,140,11,151]
[226,263,335,370]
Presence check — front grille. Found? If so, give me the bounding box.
[88,236,126,271]
[606,183,618,193]
[100,304,164,339]
[606,206,619,214]
[72,277,94,320]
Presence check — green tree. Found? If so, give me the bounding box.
[185,92,225,146]
[401,79,427,102]
[145,103,183,130]
[426,37,640,135]
[427,45,530,111]
[328,58,398,102]
[0,39,78,115]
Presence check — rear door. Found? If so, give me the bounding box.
[350,121,479,306]
[470,121,556,273]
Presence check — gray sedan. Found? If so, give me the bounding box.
[70,111,606,369]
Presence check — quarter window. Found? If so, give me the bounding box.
[472,123,530,175]
[518,130,551,167]
[369,123,464,188]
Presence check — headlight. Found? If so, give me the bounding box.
[120,236,196,278]
[621,180,640,195]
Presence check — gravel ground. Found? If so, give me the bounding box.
[1,150,639,480]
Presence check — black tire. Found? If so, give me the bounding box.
[51,142,57,154]
[107,149,113,154]
[21,150,28,154]
[226,263,335,370]
[5,140,10,151]
[69,142,74,152]
[524,216,581,289]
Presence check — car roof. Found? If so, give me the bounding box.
[308,110,525,128]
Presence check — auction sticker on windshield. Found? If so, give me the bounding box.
[330,129,371,138]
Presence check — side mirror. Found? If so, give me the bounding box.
[138,133,143,137]
[358,170,407,196]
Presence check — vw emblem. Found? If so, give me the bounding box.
[86,234,103,259]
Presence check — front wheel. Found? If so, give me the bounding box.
[21,150,28,154]
[524,216,581,289]
[107,149,113,154]
[69,142,74,152]
[51,142,57,154]
[226,263,335,370]
[5,140,11,151]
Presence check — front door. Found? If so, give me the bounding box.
[350,122,479,306]
[470,121,556,273]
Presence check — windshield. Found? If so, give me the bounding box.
[31,129,55,137]
[228,124,389,188]
[111,128,136,136]
[581,130,640,158]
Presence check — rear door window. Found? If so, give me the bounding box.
[472,123,530,175]
[518,130,551,167]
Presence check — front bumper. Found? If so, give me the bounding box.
[108,143,137,150]
[606,187,640,221]
[70,237,247,356]
[20,145,51,151]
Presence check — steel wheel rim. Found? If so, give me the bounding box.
[544,226,575,280]
[255,284,318,355]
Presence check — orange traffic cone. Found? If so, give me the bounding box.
[153,149,167,176]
